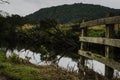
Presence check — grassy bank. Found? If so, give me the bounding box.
[0,50,79,80]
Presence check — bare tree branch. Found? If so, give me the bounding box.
[0,0,9,4]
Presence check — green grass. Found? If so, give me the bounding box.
[0,50,42,80]
[0,50,79,80]
[88,29,105,37]
[1,63,41,80]
[0,50,6,62]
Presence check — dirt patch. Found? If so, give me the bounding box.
[0,73,9,80]
[38,65,79,80]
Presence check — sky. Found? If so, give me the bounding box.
[0,0,120,16]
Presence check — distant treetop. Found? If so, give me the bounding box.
[26,3,120,24]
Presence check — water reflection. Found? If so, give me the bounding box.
[58,56,78,71]
[6,49,120,77]
[85,60,105,75]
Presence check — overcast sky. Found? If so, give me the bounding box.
[0,0,120,16]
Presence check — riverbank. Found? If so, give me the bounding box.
[0,50,120,80]
[0,50,79,80]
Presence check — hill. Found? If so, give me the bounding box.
[26,3,120,24]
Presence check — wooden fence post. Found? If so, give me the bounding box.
[78,27,87,77]
[105,24,115,79]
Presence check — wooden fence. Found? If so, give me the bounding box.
[78,16,120,79]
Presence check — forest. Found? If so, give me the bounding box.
[26,3,120,24]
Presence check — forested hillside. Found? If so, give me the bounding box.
[26,3,120,24]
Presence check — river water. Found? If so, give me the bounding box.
[6,49,120,77]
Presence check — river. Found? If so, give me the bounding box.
[6,49,120,77]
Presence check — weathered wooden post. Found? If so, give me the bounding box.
[115,24,119,34]
[78,20,88,78]
[105,24,115,79]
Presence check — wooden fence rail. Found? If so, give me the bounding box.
[78,16,120,79]
[79,37,120,48]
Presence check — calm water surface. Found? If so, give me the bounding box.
[6,49,120,77]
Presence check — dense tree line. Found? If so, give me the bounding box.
[0,15,80,60]
[16,19,80,59]
[0,15,26,49]
[26,3,120,24]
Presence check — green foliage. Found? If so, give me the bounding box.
[7,52,30,64]
[88,29,105,37]
[0,50,6,62]
[15,19,80,59]
[0,15,26,49]
[7,52,19,64]
[39,45,49,55]
[39,19,58,30]
[26,3,120,24]
[86,29,105,55]
[0,50,42,80]
[0,62,41,80]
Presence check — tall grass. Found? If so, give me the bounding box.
[1,63,41,80]
[0,50,42,80]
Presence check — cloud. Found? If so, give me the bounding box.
[0,0,120,16]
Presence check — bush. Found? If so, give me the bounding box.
[7,52,30,64]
